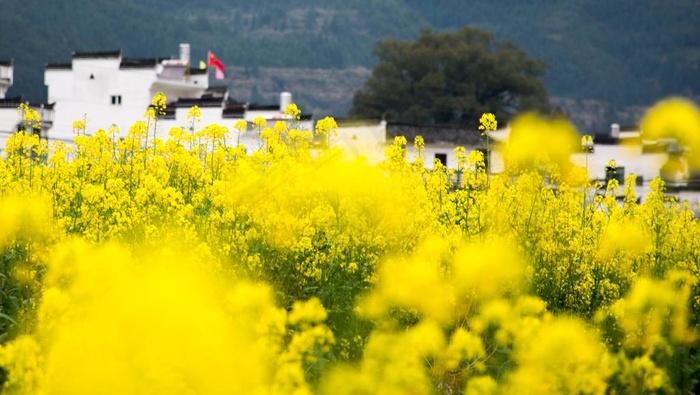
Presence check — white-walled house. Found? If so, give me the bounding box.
[0,60,13,99]
[341,120,699,204]
[0,99,54,154]
[571,127,669,186]
[41,44,313,148]
[332,119,387,162]
[1,44,313,155]
[385,123,505,172]
[576,125,700,204]
[45,44,208,142]
[2,44,698,206]
[0,59,54,154]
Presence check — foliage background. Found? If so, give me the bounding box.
[1,0,699,129]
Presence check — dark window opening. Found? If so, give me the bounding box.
[605,165,625,185]
[111,95,122,105]
[435,153,447,166]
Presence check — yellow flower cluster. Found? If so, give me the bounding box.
[478,112,497,135]
[284,103,301,120]
[0,96,699,394]
[17,104,40,132]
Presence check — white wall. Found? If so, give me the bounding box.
[0,107,19,154]
[333,121,386,162]
[571,144,667,182]
[47,57,124,140]
[403,144,505,173]
[245,109,280,122]
[45,55,208,142]
[0,64,13,99]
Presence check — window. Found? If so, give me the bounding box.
[435,153,447,166]
[111,95,122,105]
[605,165,625,185]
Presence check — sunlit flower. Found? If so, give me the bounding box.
[581,134,594,152]
[284,103,301,120]
[478,112,497,135]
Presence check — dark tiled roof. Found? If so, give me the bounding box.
[0,96,54,109]
[202,86,228,100]
[170,97,223,108]
[0,97,22,108]
[248,104,279,111]
[46,63,72,70]
[222,107,245,118]
[592,125,640,145]
[592,133,641,145]
[386,123,485,146]
[120,58,165,69]
[206,86,228,93]
[592,133,619,145]
[73,50,122,59]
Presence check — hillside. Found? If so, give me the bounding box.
[1,0,698,130]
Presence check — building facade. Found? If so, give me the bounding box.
[40,44,314,148]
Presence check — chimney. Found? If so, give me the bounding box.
[610,123,620,139]
[280,91,292,112]
[179,43,191,66]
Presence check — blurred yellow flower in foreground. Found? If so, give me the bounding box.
[504,113,579,175]
[640,97,700,167]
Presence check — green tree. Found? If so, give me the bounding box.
[349,26,551,127]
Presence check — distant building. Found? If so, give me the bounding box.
[570,124,669,187]
[332,119,387,162]
[42,43,311,146]
[0,59,55,153]
[2,45,697,206]
[0,60,13,99]
[45,44,206,142]
[386,123,502,171]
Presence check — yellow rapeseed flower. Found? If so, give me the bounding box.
[72,119,86,135]
[252,116,267,129]
[284,103,301,120]
[151,91,167,115]
[234,120,247,133]
[478,112,497,135]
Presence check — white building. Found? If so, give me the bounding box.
[0,59,55,153]
[332,119,387,162]
[41,44,313,147]
[385,123,505,172]
[0,60,13,99]
[45,44,207,142]
[2,44,696,206]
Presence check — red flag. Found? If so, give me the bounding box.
[208,51,225,80]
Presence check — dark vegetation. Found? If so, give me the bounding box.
[350,27,551,127]
[1,0,698,128]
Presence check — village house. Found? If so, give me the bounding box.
[0,44,313,153]
[1,45,698,207]
[42,44,312,146]
[0,60,55,151]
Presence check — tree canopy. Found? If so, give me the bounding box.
[349,26,551,127]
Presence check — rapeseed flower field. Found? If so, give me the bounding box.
[1,96,699,394]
